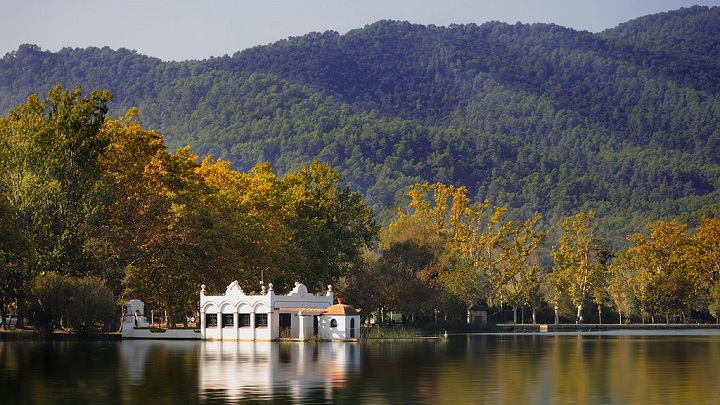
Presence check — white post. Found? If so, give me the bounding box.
[298,312,306,340]
[233,311,239,340]
[250,310,256,341]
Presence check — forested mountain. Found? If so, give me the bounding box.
[2,5,719,249]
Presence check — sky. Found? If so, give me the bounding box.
[2,0,719,61]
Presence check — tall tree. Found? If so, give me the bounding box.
[197,159,296,292]
[500,212,546,324]
[0,196,31,328]
[281,160,378,291]
[606,251,638,324]
[0,85,112,277]
[551,211,606,323]
[696,217,720,321]
[0,85,112,326]
[626,220,706,323]
[402,182,513,317]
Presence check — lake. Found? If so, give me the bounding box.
[1,330,719,404]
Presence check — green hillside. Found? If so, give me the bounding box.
[1,5,719,249]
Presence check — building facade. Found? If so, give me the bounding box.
[200,281,359,341]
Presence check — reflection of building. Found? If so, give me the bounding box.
[121,340,201,383]
[199,341,360,402]
[200,281,360,341]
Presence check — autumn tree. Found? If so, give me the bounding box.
[626,220,706,323]
[197,159,297,292]
[398,182,515,321]
[551,211,607,323]
[99,111,212,325]
[499,212,546,324]
[606,251,638,324]
[695,216,720,320]
[374,212,450,323]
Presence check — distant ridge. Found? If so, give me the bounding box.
[1,6,719,248]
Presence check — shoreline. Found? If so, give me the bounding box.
[495,323,720,333]
[3,323,720,341]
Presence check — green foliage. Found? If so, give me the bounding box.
[2,6,720,327]
[0,84,112,277]
[29,272,116,334]
[1,8,719,251]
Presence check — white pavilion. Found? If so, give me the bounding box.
[199,281,360,341]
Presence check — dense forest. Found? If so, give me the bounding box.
[1,6,720,331]
[2,6,720,248]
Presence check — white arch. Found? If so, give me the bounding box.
[253,301,270,313]
[236,302,252,313]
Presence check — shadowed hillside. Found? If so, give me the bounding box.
[1,5,719,249]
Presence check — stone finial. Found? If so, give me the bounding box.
[328,284,333,292]
[268,283,274,291]
[201,284,206,293]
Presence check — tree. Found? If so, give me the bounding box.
[29,272,115,335]
[607,252,638,324]
[696,217,720,321]
[0,85,112,277]
[0,85,112,326]
[197,159,298,293]
[626,220,706,323]
[0,196,32,328]
[374,213,449,323]
[500,212,546,324]
[551,211,606,323]
[399,182,514,321]
[120,146,212,327]
[281,160,379,291]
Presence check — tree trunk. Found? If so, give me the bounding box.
[576,304,583,324]
[513,306,518,324]
[165,302,175,328]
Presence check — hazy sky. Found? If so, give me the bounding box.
[2,0,719,61]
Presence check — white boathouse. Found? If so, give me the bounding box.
[122,281,360,341]
[199,281,360,341]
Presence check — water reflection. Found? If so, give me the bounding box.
[198,341,360,403]
[4,332,720,404]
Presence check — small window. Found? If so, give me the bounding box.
[255,313,268,328]
[222,314,234,327]
[239,314,251,327]
[206,314,218,328]
[330,318,338,328]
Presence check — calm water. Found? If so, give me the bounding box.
[2,331,720,404]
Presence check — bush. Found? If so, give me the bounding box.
[30,272,117,335]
